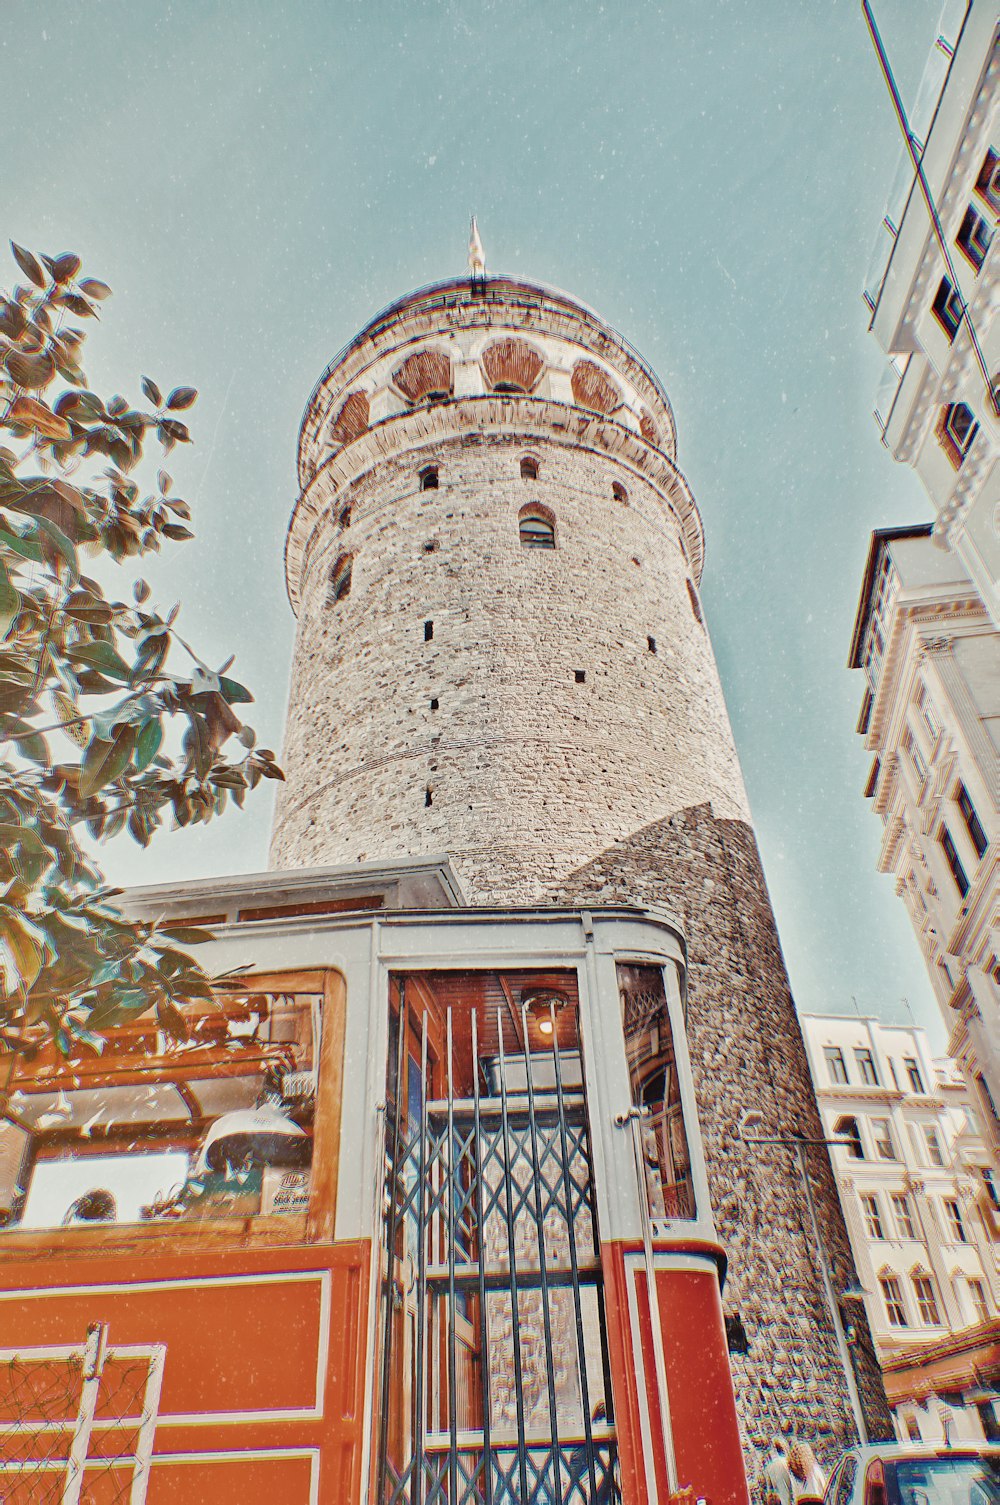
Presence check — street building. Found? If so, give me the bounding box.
[864,0,999,626]
[802,1012,1000,1445]
[848,525,999,1161]
[0,268,891,1501]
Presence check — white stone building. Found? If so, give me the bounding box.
[848,524,999,1160]
[864,0,999,625]
[802,1011,1000,1444]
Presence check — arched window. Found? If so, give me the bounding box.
[419,466,439,492]
[328,553,352,605]
[938,402,979,467]
[520,455,539,480]
[834,1114,864,1160]
[392,349,453,405]
[612,481,628,504]
[518,504,555,550]
[482,338,545,395]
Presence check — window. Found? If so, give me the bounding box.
[904,1057,925,1094]
[825,1047,849,1085]
[912,1272,941,1325]
[647,636,657,655]
[861,1193,885,1240]
[574,670,586,685]
[931,277,964,342]
[856,1048,880,1087]
[518,505,555,550]
[957,785,988,861]
[923,1126,944,1166]
[519,455,539,480]
[944,1198,968,1243]
[981,1167,1000,1211]
[891,1192,917,1240]
[975,148,1000,214]
[419,465,439,491]
[424,620,434,641]
[880,1274,909,1327]
[611,482,628,504]
[905,1415,922,1443]
[872,1118,897,1161]
[956,205,993,271]
[939,402,980,467]
[978,1401,1000,1443]
[977,1074,1000,1126]
[916,684,939,741]
[835,1115,865,1160]
[940,826,970,898]
[969,1277,990,1324]
[907,733,928,783]
[328,552,352,605]
[618,963,695,1220]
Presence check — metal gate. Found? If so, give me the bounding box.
[376,977,620,1504]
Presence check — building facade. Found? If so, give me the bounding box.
[848,525,1000,1162]
[864,0,999,626]
[0,271,892,1502]
[802,1012,1000,1444]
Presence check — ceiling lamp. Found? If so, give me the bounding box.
[521,988,568,1038]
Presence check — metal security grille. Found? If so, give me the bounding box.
[376,978,619,1505]
[0,1325,163,1505]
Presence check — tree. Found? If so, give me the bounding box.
[0,242,282,1055]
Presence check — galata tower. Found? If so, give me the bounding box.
[270,250,890,1457]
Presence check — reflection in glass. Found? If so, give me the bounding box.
[617,963,694,1221]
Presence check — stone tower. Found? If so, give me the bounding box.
[271,274,891,1457]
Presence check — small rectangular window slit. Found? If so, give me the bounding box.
[574,670,586,684]
[425,787,433,806]
[647,636,657,654]
[424,621,434,641]
[430,698,439,711]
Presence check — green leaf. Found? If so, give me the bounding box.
[166,387,197,411]
[182,714,213,778]
[36,516,79,579]
[157,925,214,945]
[0,524,43,563]
[66,640,132,681]
[51,252,81,284]
[11,242,45,288]
[0,907,45,990]
[78,278,111,301]
[141,376,162,407]
[133,716,163,772]
[0,556,20,640]
[79,723,136,797]
[219,675,254,705]
[63,590,114,625]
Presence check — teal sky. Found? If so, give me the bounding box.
[7,1,949,1042]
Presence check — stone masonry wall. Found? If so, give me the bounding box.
[271,430,749,893]
[551,803,894,1469]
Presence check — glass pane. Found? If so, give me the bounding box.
[618,963,694,1220]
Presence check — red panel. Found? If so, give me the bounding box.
[651,1264,749,1505]
[603,1242,749,1505]
[0,1240,370,1505]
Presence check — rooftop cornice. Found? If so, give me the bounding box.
[284,394,705,610]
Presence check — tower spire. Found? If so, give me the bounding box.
[467,215,486,282]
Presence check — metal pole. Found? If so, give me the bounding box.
[794,1139,869,1445]
[621,1107,678,1496]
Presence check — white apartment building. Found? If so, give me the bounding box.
[802,1012,1000,1444]
[865,0,999,626]
[849,525,999,1160]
